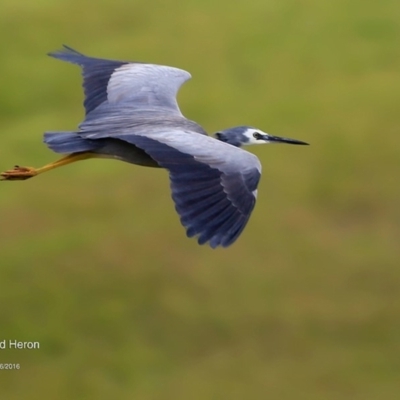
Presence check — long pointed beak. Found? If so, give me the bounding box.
[263,134,309,145]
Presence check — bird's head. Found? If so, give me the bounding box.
[215,126,309,148]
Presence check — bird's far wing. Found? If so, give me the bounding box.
[48,45,191,116]
[84,128,261,248]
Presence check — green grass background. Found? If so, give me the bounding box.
[0,0,399,398]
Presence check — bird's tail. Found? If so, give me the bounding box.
[43,131,101,154]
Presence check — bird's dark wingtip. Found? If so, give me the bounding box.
[47,45,85,60]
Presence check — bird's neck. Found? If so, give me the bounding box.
[214,133,242,147]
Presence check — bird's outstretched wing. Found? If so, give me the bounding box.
[48,45,191,116]
[83,127,261,248]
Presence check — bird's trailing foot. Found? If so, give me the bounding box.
[1,152,100,181]
[0,165,38,181]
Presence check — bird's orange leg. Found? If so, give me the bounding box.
[0,152,98,181]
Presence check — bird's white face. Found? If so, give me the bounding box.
[242,128,309,147]
[242,128,271,145]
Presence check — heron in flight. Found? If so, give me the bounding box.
[1,46,308,248]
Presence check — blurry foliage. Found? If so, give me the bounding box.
[0,0,399,399]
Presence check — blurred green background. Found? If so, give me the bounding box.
[0,0,399,398]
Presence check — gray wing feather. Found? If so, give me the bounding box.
[82,127,261,247]
[49,45,191,116]
[107,64,191,114]
[79,103,208,136]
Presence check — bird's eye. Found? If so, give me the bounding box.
[253,132,262,140]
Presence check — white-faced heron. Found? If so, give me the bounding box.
[1,46,309,248]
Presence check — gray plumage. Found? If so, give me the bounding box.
[44,45,308,248]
